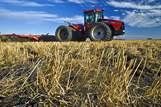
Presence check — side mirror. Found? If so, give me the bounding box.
[102,9,104,19]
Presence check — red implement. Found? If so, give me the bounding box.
[1,34,40,41]
[0,33,57,42]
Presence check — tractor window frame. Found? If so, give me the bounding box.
[84,11,102,25]
[84,11,95,25]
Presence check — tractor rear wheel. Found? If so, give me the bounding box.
[88,22,112,41]
[56,25,72,41]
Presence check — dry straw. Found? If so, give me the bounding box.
[0,40,161,106]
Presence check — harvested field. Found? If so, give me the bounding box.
[0,40,161,106]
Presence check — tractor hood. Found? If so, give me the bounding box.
[99,19,124,25]
[99,19,125,31]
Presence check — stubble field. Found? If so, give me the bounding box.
[0,40,161,106]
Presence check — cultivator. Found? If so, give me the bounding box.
[0,33,56,42]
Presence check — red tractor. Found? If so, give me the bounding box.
[56,9,125,41]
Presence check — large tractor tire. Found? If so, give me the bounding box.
[88,22,112,41]
[56,25,73,41]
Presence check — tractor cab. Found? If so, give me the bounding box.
[84,9,104,30]
[84,9,103,25]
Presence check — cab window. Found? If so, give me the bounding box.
[84,12,95,25]
[84,11,102,25]
[95,12,101,23]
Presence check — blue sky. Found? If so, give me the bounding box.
[0,0,161,40]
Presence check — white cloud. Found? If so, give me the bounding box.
[107,0,161,28]
[0,8,57,20]
[0,0,53,7]
[110,16,120,20]
[138,0,155,5]
[68,0,97,4]
[68,0,83,4]
[123,10,161,27]
[0,8,84,24]
[44,15,84,23]
[0,0,20,3]
[107,1,161,10]
[104,16,109,19]
[49,0,64,3]
[147,0,155,3]
[114,10,119,12]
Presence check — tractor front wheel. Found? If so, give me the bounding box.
[88,22,112,41]
[56,25,72,41]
